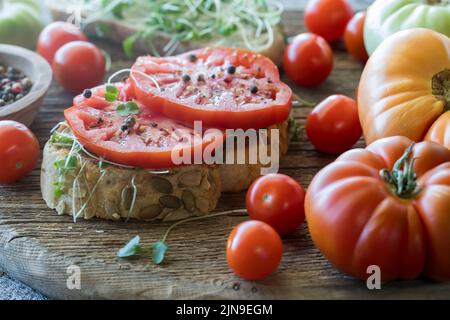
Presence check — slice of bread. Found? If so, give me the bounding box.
[41,120,290,221]
[41,141,222,222]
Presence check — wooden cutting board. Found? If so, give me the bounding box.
[1,11,450,300]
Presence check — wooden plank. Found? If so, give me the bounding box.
[0,10,449,299]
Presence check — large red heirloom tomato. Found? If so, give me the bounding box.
[305,136,450,282]
[131,47,292,129]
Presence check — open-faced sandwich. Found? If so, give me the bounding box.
[41,47,293,221]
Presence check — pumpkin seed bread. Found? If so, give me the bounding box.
[41,119,290,221]
[41,141,221,221]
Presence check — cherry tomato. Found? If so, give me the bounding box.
[0,121,40,184]
[304,0,353,42]
[283,33,333,87]
[53,41,106,94]
[37,21,87,64]
[344,12,369,62]
[246,174,305,236]
[227,220,282,280]
[306,95,362,154]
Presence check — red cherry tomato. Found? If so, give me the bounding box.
[53,41,106,94]
[344,12,369,62]
[227,220,282,280]
[246,174,305,236]
[0,121,40,184]
[304,0,353,42]
[306,95,362,154]
[283,33,333,87]
[37,21,88,64]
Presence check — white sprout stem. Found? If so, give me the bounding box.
[74,169,106,221]
[81,0,124,25]
[71,160,88,223]
[50,121,68,134]
[161,209,247,243]
[107,68,161,91]
[125,174,138,222]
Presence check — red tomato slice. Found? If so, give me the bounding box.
[66,84,223,169]
[130,47,292,129]
[73,80,135,109]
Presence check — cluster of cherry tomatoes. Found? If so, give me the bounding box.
[37,22,106,94]
[284,0,367,155]
[0,22,109,184]
[227,174,305,280]
[227,0,370,281]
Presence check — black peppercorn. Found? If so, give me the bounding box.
[227,65,236,74]
[188,54,197,63]
[250,85,258,94]
[83,89,92,98]
[121,116,136,132]
[197,74,205,82]
[182,74,191,82]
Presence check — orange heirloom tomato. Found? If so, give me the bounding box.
[358,28,450,148]
[305,136,450,282]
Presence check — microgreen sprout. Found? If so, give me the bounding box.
[117,101,140,116]
[105,85,119,102]
[77,0,284,57]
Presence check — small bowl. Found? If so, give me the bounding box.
[0,44,52,127]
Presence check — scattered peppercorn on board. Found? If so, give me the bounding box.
[1,9,450,300]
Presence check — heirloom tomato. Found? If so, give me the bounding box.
[364,0,450,55]
[306,136,450,282]
[358,29,450,149]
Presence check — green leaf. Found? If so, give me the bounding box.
[152,241,168,265]
[54,155,78,175]
[123,33,139,58]
[50,131,74,145]
[117,235,141,258]
[105,85,119,102]
[53,181,64,199]
[117,102,140,117]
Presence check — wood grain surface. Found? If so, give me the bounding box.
[1,9,450,300]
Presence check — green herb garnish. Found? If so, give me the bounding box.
[117,235,142,258]
[50,131,74,146]
[289,117,301,142]
[80,0,283,57]
[105,85,119,102]
[54,155,78,175]
[117,101,140,116]
[152,241,168,265]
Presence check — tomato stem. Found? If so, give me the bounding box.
[292,93,316,108]
[432,69,450,112]
[380,144,421,199]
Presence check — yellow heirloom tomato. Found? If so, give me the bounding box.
[358,28,450,149]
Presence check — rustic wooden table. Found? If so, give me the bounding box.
[1,0,450,300]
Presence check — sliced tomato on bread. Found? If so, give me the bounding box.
[66,83,223,169]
